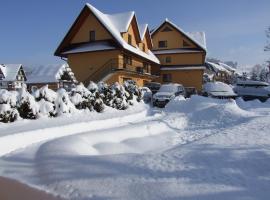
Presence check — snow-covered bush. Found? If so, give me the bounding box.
[17,85,39,119]
[33,85,57,117]
[55,88,76,116]
[110,82,129,110]
[123,80,143,103]
[33,85,57,103]
[0,90,19,123]
[71,83,104,112]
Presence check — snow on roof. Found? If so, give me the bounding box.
[205,62,231,74]
[108,11,135,33]
[0,64,23,81]
[203,82,237,97]
[25,64,77,84]
[138,24,148,40]
[152,19,207,51]
[236,80,269,86]
[153,48,203,55]
[161,65,205,71]
[186,31,207,50]
[62,41,116,55]
[85,3,160,64]
[218,62,236,72]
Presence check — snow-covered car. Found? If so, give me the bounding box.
[153,83,186,107]
[233,80,270,102]
[203,82,237,99]
[141,87,152,103]
[144,82,161,94]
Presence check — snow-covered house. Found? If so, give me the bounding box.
[54,3,160,87]
[205,62,235,83]
[151,19,207,92]
[25,64,77,91]
[0,64,27,90]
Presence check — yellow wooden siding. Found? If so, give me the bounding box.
[156,69,204,91]
[122,20,139,47]
[67,50,121,83]
[152,24,197,50]
[157,53,204,66]
[71,12,112,44]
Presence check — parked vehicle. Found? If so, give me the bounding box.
[233,80,270,102]
[144,82,161,94]
[185,87,197,98]
[153,83,186,107]
[141,87,152,103]
[203,82,237,99]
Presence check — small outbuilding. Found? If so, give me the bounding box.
[0,64,27,90]
[25,63,77,91]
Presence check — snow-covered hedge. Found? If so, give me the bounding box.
[0,81,142,123]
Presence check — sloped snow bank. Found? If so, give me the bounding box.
[165,95,255,126]
[0,103,152,157]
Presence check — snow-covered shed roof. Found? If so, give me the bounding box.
[151,19,207,51]
[25,64,77,84]
[138,24,148,40]
[0,64,23,81]
[218,62,236,72]
[55,4,159,64]
[153,48,203,55]
[205,62,231,74]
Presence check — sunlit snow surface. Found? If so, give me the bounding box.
[1,96,270,200]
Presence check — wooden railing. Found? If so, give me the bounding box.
[83,58,151,85]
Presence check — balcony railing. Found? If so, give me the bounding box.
[83,58,152,84]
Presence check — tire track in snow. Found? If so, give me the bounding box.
[0,110,163,157]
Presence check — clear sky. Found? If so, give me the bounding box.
[0,0,269,69]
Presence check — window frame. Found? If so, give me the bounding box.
[158,40,168,48]
[89,30,96,42]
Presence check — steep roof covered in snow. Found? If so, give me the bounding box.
[25,64,77,84]
[0,64,24,81]
[205,62,231,74]
[55,4,159,64]
[151,19,207,51]
[218,62,236,72]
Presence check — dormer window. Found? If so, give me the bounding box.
[89,31,96,41]
[128,34,132,45]
[158,40,167,48]
[183,40,190,47]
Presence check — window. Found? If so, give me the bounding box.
[128,34,132,45]
[158,40,167,48]
[143,63,150,73]
[89,30,95,41]
[161,26,173,32]
[183,40,190,47]
[123,55,132,67]
[162,74,172,82]
[165,56,171,63]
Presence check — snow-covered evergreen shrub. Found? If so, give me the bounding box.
[55,88,76,116]
[17,85,39,119]
[0,90,19,123]
[33,85,57,103]
[0,104,18,123]
[110,82,129,110]
[123,80,143,103]
[33,85,56,117]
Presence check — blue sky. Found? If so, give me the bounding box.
[0,0,269,69]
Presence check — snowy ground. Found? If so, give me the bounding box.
[0,96,270,200]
